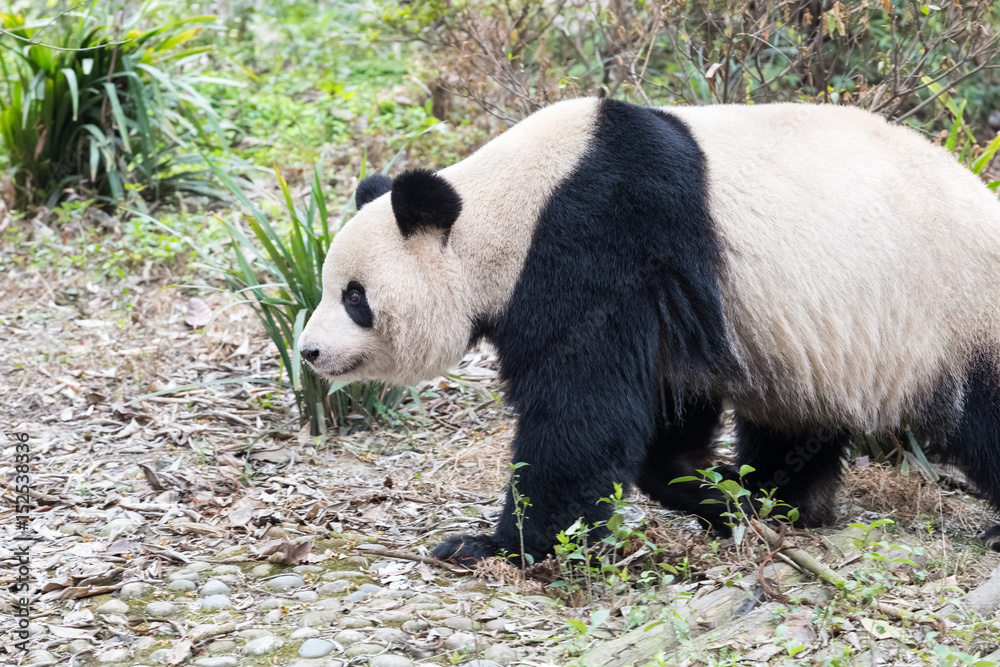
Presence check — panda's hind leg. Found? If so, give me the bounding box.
[636,396,730,530]
[734,417,850,527]
[942,354,1000,551]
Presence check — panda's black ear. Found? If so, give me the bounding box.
[355,174,393,210]
[391,169,462,239]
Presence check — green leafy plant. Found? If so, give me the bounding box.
[204,161,406,435]
[0,1,235,209]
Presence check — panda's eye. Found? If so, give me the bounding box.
[347,290,361,305]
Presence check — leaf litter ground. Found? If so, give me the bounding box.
[2,256,1000,667]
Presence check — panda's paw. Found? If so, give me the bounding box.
[432,534,500,566]
[980,525,1000,552]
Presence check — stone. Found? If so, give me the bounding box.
[483,619,509,631]
[294,590,319,601]
[200,580,231,597]
[344,643,382,658]
[321,570,368,580]
[345,592,368,603]
[333,629,366,645]
[369,656,414,667]
[194,658,239,667]
[168,579,197,592]
[408,594,441,604]
[97,648,130,663]
[317,598,342,610]
[212,564,242,575]
[186,561,212,572]
[301,610,339,626]
[25,651,58,666]
[68,639,92,653]
[443,632,476,652]
[169,570,201,582]
[318,581,351,595]
[357,583,382,594]
[401,620,429,633]
[373,628,404,643]
[239,629,275,640]
[199,595,231,610]
[59,522,89,535]
[263,609,283,624]
[206,640,236,654]
[259,597,284,608]
[264,574,305,592]
[341,616,373,629]
[293,564,323,574]
[299,638,335,658]
[483,644,517,666]
[119,582,154,600]
[149,649,172,663]
[145,601,176,616]
[463,662,503,667]
[291,627,320,639]
[96,599,129,615]
[251,564,274,578]
[377,610,411,623]
[441,617,480,631]
[243,635,285,655]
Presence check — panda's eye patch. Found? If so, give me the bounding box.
[342,281,373,328]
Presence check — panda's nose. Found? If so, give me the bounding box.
[300,346,320,363]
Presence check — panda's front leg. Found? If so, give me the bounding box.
[431,410,648,566]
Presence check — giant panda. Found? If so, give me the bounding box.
[299,98,1000,565]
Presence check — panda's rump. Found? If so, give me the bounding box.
[667,104,1000,431]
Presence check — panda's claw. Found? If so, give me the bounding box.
[432,534,500,566]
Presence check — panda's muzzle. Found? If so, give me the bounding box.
[299,346,364,377]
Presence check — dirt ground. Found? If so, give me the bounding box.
[3,250,1000,667]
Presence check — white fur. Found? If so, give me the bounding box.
[668,103,1000,429]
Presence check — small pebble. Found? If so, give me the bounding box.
[96,600,128,615]
[264,574,305,592]
[341,616,373,629]
[318,581,351,595]
[483,619,509,631]
[443,632,476,651]
[239,629,275,640]
[263,609,283,624]
[251,564,274,578]
[369,656,414,667]
[345,592,368,603]
[373,628,404,643]
[187,561,212,572]
[344,643,382,658]
[301,610,338,626]
[333,629,365,645]
[119,582,153,600]
[401,620,428,633]
[523,595,558,610]
[293,564,323,573]
[97,648,130,663]
[291,627,319,639]
[194,658,239,667]
[484,644,517,666]
[243,635,284,655]
[441,617,480,631]
[299,638,335,658]
[199,595,231,610]
[168,579,196,592]
[463,662,503,667]
[168,570,201,582]
[320,571,367,580]
[149,649,172,662]
[212,564,242,575]
[200,580,232,597]
[206,640,236,654]
[357,583,382,594]
[259,597,284,608]
[145,601,176,616]
[26,651,57,666]
[377,610,411,623]
[294,590,318,601]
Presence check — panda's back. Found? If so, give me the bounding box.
[666,104,1000,430]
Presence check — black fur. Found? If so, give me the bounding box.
[468,313,495,348]
[937,353,1000,550]
[355,174,392,209]
[391,169,463,239]
[432,99,737,563]
[342,280,373,329]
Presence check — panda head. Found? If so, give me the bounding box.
[298,169,472,385]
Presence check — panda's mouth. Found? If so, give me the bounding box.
[330,355,365,376]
